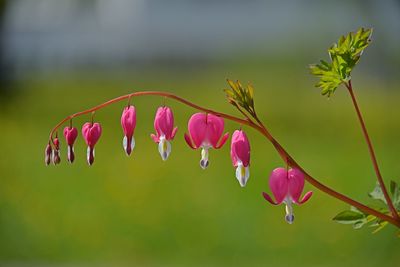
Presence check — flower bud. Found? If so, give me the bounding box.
[82,122,102,165]
[52,138,61,165]
[63,127,78,163]
[121,106,136,156]
[44,143,52,166]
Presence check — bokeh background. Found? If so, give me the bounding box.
[0,0,400,266]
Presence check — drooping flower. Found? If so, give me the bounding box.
[82,122,102,165]
[262,167,313,224]
[63,126,78,163]
[44,143,52,166]
[184,113,229,169]
[121,106,136,156]
[230,130,250,187]
[52,137,61,165]
[150,106,178,161]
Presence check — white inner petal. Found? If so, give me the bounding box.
[86,146,91,164]
[284,197,295,224]
[158,135,171,161]
[123,135,128,151]
[200,148,209,169]
[235,161,250,187]
[67,146,73,162]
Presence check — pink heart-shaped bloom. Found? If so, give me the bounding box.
[63,127,78,146]
[263,167,312,205]
[184,113,229,149]
[82,122,102,148]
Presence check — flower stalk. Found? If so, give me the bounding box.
[47,90,400,228]
[345,80,400,221]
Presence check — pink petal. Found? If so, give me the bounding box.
[262,192,278,205]
[288,168,305,203]
[150,133,159,143]
[206,114,225,148]
[63,127,78,146]
[187,113,208,148]
[269,167,289,204]
[298,191,313,204]
[154,106,175,139]
[184,133,196,149]
[215,132,229,149]
[82,122,102,148]
[230,130,250,166]
[170,127,178,140]
[121,106,136,137]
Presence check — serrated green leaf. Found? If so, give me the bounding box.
[368,182,387,205]
[310,27,372,97]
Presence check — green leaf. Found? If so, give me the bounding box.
[371,221,388,234]
[333,210,366,224]
[368,182,387,205]
[390,180,400,210]
[310,27,372,97]
[309,61,342,96]
[225,79,257,117]
[333,207,378,230]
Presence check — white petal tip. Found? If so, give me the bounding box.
[158,139,171,161]
[285,214,295,224]
[200,159,209,169]
[236,165,249,187]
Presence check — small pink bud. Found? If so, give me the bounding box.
[121,106,136,156]
[230,130,250,187]
[262,168,313,224]
[82,122,102,165]
[63,127,78,163]
[184,113,229,169]
[44,143,52,166]
[150,106,178,161]
[52,138,61,165]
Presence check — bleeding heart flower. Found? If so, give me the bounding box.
[63,126,78,163]
[52,137,61,165]
[230,130,250,187]
[150,106,178,161]
[262,167,313,224]
[121,106,136,156]
[44,143,52,166]
[82,122,102,165]
[184,113,229,169]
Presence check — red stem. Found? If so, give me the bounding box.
[48,90,400,228]
[345,81,400,221]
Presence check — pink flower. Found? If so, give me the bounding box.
[52,137,61,165]
[262,167,313,224]
[82,122,102,165]
[230,130,250,187]
[63,126,78,163]
[150,106,178,161]
[184,113,229,169]
[121,106,136,156]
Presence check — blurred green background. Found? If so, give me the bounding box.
[1,1,400,266]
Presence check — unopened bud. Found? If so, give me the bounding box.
[52,138,61,165]
[44,143,52,166]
